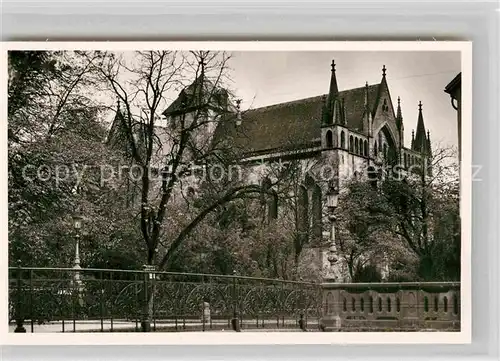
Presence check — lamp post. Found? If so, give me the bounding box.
[326,186,339,274]
[72,214,84,308]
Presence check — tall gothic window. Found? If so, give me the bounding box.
[297,176,322,245]
[355,138,359,154]
[297,185,309,242]
[326,130,333,148]
[364,140,368,156]
[349,135,354,152]
[262,177,278,223]
[312,184,322,242]
[340,131,346,149]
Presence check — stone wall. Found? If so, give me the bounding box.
[320,282,460,331]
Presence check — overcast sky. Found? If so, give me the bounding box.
[228,51,461,150]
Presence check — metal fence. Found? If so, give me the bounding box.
[8,266,321,333]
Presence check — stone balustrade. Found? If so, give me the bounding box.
[320,282,460,331]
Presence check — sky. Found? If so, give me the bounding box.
[227,51,461,150]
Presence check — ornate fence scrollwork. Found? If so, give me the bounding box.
[8,266,321,333]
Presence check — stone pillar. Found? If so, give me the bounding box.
[401,289,419,329]
[319,285,342,331]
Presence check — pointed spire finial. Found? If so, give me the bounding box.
[331,59,336,72]
[412,130,415,139]
[418,101,422,111]
[382,65,387,77]
[117,99,121,110]
[427,130,430,139]
[398,96,401,106]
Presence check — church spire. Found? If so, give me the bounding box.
[363,81,372,134]
[327,59,339,105]
[396,96,402,123]
[396,96,404,147]
[412,101,430,154]
[322,59,341,126]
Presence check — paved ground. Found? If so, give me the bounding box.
[9,319,317,333]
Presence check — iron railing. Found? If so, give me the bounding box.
[8,265,321,333]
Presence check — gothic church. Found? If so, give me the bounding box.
[110,59,433,280]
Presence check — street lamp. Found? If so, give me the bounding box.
[72,213,84,309]
[72,214,83,279]
[73,215,82,231]
[326,186,339,266]
[73,214,82,268]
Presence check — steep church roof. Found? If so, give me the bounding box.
[212,83,381,156]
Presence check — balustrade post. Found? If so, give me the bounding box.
[320,286,342,331]
[14,260,26,333]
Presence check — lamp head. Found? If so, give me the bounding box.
[326,188,339,209]
[73,215,83,230]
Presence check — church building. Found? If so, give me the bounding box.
[109,59,433,281]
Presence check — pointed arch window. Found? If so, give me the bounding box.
[364,140,368,156]
[312,184,322,242]
[340,131,346,149]
[383,143,388,159]
[374,141,378,157]
[355,138,359,154]
[297,176,323,245]
[262,177,278,222]
[326,130,333,148]
[349,135,354,152]
[297,185,309,241]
